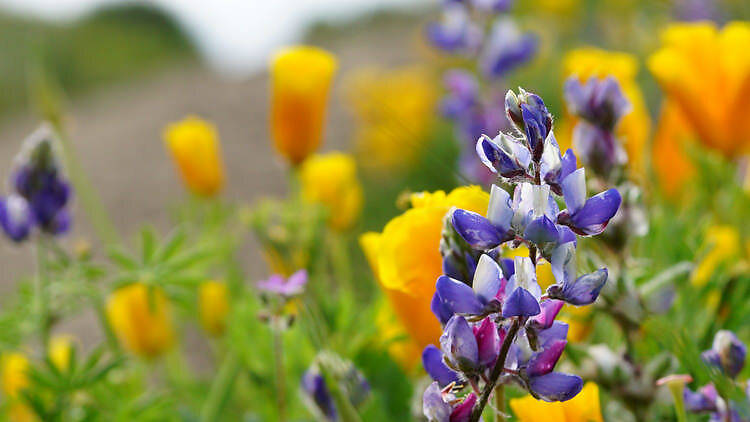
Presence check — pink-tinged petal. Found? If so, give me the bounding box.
[449,393,477,422]
[537,321,569,348]
[474,318,500,368]
[530,300,564,330]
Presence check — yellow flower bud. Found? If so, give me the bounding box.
[163,116,225,197]
[299,152,363,231]
[270,46,337,166]
[106,283,175,358]
[199,281,229,337]
[48,336,73,371]
[1,353,29,399]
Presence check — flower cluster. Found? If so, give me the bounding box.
[427,0,537,184]
[683,331,749,421]
[422,88,621,420]
[0,126,72,243]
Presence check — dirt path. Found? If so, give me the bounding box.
[0,16,422,351]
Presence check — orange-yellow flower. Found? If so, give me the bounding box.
[561,48,651,176]
[163,116,225,197]
[360,187,489,354]
[270,46,338,166]
[344,66,437,171]
[649,22,750,159]
[299,152,363,231]
[1,352,36,422]
[199,280,229,336]
[652,101,697,196]
[511,381,603,422]
[106,283,175,358]
[48,336,73,371]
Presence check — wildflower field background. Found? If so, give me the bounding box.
[0,1,748,421]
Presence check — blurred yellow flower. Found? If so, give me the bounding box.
[562,48,651,176]
[511,381,602,422]
[1,353,35,422]
[649,22,750,159]
[270,46,338,166]
[360,186,489,352]
[199,281,229,336]
[106,283,175,358]
[299,152,363,231]
[344,66,437,171]
[373,299,422,369]
[558,305,594,342]
[534,0,580,15]
[692,225,742,286]
[163,116,225,197]
[49,336,73,371]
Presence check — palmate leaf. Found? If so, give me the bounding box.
[140,225,158,265]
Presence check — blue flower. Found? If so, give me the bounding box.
[547,241,608,306]
[0,194,34,242]
[557,168,621,236]
[434,254,504,318]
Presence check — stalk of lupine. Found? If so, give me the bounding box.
[163,116,225,197]
[270,46,337,167]
[8,126,72,237]
[198,280,229,337]
[106,283,175,358]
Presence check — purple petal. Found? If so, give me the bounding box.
[422,345,461,387]
[474,318,500,367]
[472,254,502,304]
[560,149,577,182]
[436,275,485,315]
[449,393,477,422]
[0,195,34,242]
[499,258,515,280]
[529,372,583,402]
[709,330,747,378]
[423,382,452,422]
[529,300,564,330]
[549,268,608,306]
[683,385,718,413]
[451,208,505,250]
[537,321,569,348]
[526,339,567,377]
[550,242,576,287]
[441,316,480,372]
[432,291,455,325]
[284,270,308,295]
[302,370,337,419]
[564,189,622,236]
[523,215,559,246]
[257,274,286,294]
[502,287,541,318]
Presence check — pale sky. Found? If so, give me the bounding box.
[0,0,432,76]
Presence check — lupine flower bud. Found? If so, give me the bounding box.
[702,330,747,378]
[505,90,524,129]
[440,316,480,373]
[0,195,33,243]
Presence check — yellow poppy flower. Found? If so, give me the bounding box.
[511,381,603,422]
[649,22,750,159]
[163,116,225,197]
[501,245,556,291]
[299,152,363,231]
[199,281,230,337]
[344,66,437,171]
[360,186,489,352]
[270,46,338,166]
[561,48,651,177]
[48,336,73,371]
[652,101,697,196]
[106,283,175,358]
[1,353,37,422]
[692,225,742,286]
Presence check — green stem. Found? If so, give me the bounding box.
[35,236,51,351]
[493,385,505,422]
[50,123,122,247]
[272,325,287,422]
[200,353,241,422]
[330,233,353,293]
[94,296,121,355]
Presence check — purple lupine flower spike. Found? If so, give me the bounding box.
[471,0,513,12]
[564,77,630,132]
[442,70,479,118]
[0,195,34,242]
[425,3,482,53]
[479,19,537,79]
